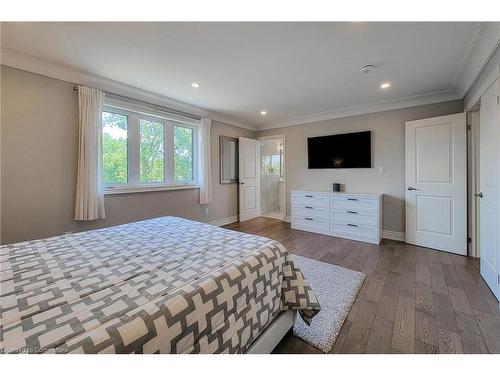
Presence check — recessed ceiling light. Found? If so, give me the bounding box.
[260,110,267,115]
[380,82,391,89]
[191,82,200,88]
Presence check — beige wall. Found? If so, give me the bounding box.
[1,66,254,244]
[257,100,464,233]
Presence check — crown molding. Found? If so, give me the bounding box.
[452,22,500,99]
[0,48,257,131]
[256,89,461,130]
[450,23,483,93]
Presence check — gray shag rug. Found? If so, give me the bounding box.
[293,255,366,353]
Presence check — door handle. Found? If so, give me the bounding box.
[474,192,484,198]
[240,182,245,185]
[407,187,420,191]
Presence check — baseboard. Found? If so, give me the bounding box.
[285,216,291,223]
[382,230,406,242]
[208,215,239,227]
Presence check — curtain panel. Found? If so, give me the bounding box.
[74,86,106,220]
[198,117,213,204]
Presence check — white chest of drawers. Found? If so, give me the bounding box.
[291,190,382,244]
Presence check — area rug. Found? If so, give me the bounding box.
[293,255,366,353]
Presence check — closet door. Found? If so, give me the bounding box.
[479,78,500,300]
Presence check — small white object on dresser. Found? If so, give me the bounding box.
[291,190,383,244]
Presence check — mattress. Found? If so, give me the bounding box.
[0,216,320,353]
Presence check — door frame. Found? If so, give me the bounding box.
[467,111,481,258]
[257,134,287,222]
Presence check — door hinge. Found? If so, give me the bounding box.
[497,96,499,105]
[467,236,472,243]
[466,124,472,131]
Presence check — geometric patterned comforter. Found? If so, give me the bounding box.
[0,216,320,353]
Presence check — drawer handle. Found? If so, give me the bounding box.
[347,210,358,214]
[305,217,314,221]
[347,223,358,227]
[305,206,313,209]
[305,195,314,198]
[347,198,358,201]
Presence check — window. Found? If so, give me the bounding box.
[101,104,198,193]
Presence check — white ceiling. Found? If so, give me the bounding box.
[0,22,483,129]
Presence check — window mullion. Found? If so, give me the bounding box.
[129,114,140,185]
[166,123,174,184]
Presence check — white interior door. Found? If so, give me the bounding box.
[239,137,260,222]
[479,79,500,300]
[405,113,467,254]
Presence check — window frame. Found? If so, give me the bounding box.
[102,102,199,195]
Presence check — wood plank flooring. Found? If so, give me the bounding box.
[224,217,500,354]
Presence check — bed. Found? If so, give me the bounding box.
[0,216,320,354]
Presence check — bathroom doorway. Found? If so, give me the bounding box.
[259,136,285,221]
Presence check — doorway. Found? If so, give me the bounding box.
[259,136,285,221]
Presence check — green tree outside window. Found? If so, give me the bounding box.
[102,112,128,184]
[140,119,164,183]
[174,126,193,182]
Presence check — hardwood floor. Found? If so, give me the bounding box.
[224,217,500,354]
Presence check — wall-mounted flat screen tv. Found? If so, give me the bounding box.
[307,131,371,169]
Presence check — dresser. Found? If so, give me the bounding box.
[291,190,382,244]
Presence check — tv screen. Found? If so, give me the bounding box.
[307,131,371,169]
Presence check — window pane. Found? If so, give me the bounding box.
[102,112,128,184]
[174,126,193,182]
[140,119,164,183]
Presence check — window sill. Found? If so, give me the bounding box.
[104,184,200,195]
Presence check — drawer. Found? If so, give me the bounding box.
[331,196,377,211]
[332,222,378,239]
[294,205,330,219]
[292,192,329,208]
[331,209,377,225]
[293,216,330,233]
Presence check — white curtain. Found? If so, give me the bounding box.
[198,117,213,204]
[74,86,106,220]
